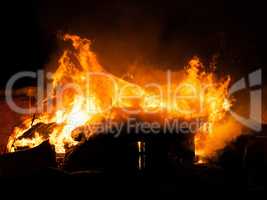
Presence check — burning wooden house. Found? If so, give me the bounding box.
[0,34,244,180]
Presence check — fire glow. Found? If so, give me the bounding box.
[7,34,241,160]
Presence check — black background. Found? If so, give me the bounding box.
[0,0,266,87]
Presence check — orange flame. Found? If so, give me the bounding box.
[7,34,237,160]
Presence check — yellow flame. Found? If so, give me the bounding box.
[7,34,237,159]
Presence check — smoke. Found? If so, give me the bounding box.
[38,0,232,75]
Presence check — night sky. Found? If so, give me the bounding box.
[0,0,266,87]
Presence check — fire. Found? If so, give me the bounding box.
[7,34,238,160]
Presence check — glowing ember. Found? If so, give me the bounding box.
[7,34,238,160]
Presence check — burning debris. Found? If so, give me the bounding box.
[6,34,238,162]
[9,122,57,151]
